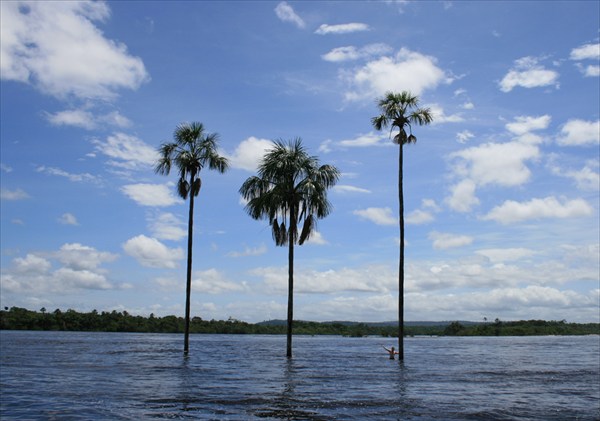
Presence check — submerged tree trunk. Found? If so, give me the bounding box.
[398,143,405,361]
[183,175,195,355]
[286,208,295,358]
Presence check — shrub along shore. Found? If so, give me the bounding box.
[1,307,598,336]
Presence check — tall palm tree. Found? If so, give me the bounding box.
[155,122,229,355]
[240,138,339,358]
[371,91,433,361]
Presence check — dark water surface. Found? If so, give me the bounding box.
[1,331,598,420]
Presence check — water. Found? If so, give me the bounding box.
[1,331,598,420]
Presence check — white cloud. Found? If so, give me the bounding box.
[564,166,600,191]
[13,254,52,274]
[0,1,149,100]
[122,235,184,269]
[1,163,13,173]
[337,132,387,148]
[446,179,479,212]
[58,213,79,226]
[226,137,274,171]
[193,269,247,294]
[322,44,392,62]
[456,130,474,144]
[94,133,159,170]
[55,243,118,271]
[332,185,371,194]
[342,48,447,102]
[461,102,474,110]
[315,23,369,35]
[450,141,539,187]
[579,64,600,77]
[353,207,397,225]
[428,231,474,249]
[36,166,100,184]
[405,209,434,225]
[505,115,551,135]
[304,231,328,246]
[274,2,305,28]
[428,103,464,124]
[557,119,600,146]
[1,188,29,201]
[228,244,268,258]
[148,212,187,241]
[475,248,536,263]
[121,183,182,207]
[483,196,593,224]
[45,109,96,129]
[499,56,559,92]
[45,109,132,130]
[53,267,112,290]
[569,42,600,61]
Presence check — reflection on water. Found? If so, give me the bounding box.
[1,332,598,420]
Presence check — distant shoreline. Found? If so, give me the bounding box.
[2,307,599,337]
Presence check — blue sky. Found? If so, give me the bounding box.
[1,1,599,323]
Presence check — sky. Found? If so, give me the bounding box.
[1,1,599,324]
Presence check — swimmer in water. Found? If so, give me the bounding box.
[383,346,399,360]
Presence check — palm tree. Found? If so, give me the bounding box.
[371,91,433,361]
[155,122,229,355]
[240,138,339,358]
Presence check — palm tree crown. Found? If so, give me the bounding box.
[155,122,229,199]
[371,91,433,145]
[240,138,339,247]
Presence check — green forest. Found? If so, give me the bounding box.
[1,307,598,337]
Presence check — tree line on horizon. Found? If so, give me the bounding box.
[1,307,598,337]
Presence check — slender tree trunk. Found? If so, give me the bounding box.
[398,143,405,361]
[183,175,195,355]
[286,207,295,358]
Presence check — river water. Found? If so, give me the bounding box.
[0,331,598,420]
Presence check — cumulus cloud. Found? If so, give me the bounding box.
[55,243,118,271]
[570,42,600,60]
[0,1,149,100]
[499,56,559,92]
[557,119,600,146]
[226,137,274,171]
[482,196,593,224]
[2,244,118,293]
[121,183,182,207]
[353,207,397,225]
[446,179,480,212]
[58,213,79,226]
[122,235,184,268]
[1,188,29,201]
[570,42,600,76]
[193,269,247,294]
[322,44,392,62]
[94,133,159,170]
[427,103,464,124]
[456,130,474,144]
[342,48,447,102]
[428,231,474,250]
[475,248,536,263]
[45,109,132,130]
[274,2,305,28]
[315,23,369,35]
[505,115,551,135]
[148,212,187,241]
[450,141,539,187]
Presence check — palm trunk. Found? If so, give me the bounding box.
[286,208,295,358]
[398,143,405,361]
[183,175,195,355]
